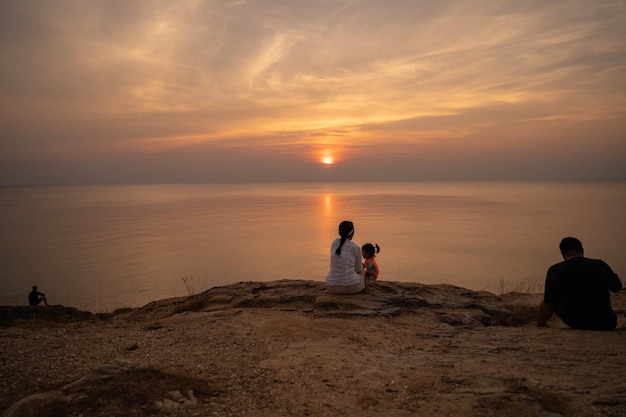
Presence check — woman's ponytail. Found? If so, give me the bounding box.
[335,220,355,255]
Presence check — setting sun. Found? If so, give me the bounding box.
[321,155,334,165]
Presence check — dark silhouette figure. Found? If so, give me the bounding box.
[537,237,622,330]
[29,285,48,306]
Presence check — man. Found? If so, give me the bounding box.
[28,285,48,306]
[537,237,622,330]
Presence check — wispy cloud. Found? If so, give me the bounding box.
[1,0,625,184]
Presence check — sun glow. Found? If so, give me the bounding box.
[321,155,334,165]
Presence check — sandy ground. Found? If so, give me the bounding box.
[1,285,626,417]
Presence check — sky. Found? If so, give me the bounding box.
[0,0,625,185]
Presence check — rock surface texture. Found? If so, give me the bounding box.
[1,280,625,417]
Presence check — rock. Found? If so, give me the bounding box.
[184,390,198,407]
[122,280,540,327]
[63,360,140,392]
[162,398,180,410]
[167,390,184,402]
[0,305,97,327]
[592,383,626,405]
[1,360,205,416]
[1,360,141,417]
[1,280,625,417]
[0,280,542,328]
[0,391,65,417]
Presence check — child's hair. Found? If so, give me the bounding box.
[361,243,380,258]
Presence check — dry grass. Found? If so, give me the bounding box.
[499,275,544,295]
[180,274,211,296]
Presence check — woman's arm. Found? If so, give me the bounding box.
[353,245,363,273]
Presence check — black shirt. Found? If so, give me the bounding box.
[544,257,622,330]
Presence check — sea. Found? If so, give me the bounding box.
[1,181,624,313]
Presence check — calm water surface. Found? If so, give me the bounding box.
[1,181,624,312]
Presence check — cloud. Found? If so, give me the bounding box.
[0,0,625,184]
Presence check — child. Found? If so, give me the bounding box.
[361,243,381,282]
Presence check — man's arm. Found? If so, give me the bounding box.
[601,261,623,292]
[608,275,622,293]
[537,301,554,327]
[353,246,363,273]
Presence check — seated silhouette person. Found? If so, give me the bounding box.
[537,237,622,330]
[29,285,48,306]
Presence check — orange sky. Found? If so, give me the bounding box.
[1,1,625,184]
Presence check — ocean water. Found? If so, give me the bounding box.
[1,181,624,313]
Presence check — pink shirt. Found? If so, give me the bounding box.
[363,257,379,281]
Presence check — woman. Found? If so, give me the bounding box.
[325,220,365,294]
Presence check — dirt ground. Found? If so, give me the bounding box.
[1,288,626,417]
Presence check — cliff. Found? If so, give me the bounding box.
[1,280,625,417]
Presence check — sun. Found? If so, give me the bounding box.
[321,155,334,165]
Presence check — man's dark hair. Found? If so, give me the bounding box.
[559,237,583,254]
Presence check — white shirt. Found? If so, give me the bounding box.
[325,238,363,286]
